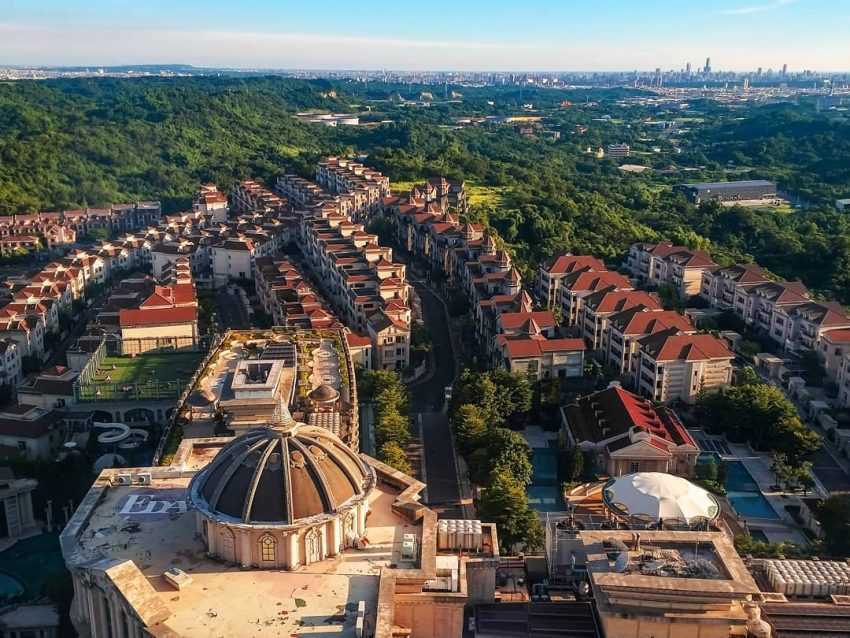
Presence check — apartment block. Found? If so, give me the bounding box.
[580,287,662,351]
[626,242,716,297]
[700,263,771,310]
[633,329,733,403]
[604,306,694,378]
[559,268,633,327]
[535,253,606,310]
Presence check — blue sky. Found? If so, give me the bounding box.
[1,0,847,71]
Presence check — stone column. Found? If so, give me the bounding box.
[331,517,342,556]
[207,521,217,556]
[289,533,300,569]
[240,530,252,568]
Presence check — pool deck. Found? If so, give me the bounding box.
[691,429,813,545]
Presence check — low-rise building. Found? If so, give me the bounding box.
[675,179,777,204]
[819,328,850,382]
[497,334,585,380]
[0,339,22,388]
[559,269,633,327]
[536,253,606,309]
[0,404,69,460]
[561,384,699,477]
[634,329,734,403]
[700,263,772,310]
[603,306,694,377]
[581,288,661,351]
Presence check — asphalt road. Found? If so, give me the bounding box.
[408,281,455,411]
[407,278,463,516]
[215,288,250,329]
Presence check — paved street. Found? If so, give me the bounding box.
[408,281,456,411]
[406,277,465,517]
[214,287,250,329]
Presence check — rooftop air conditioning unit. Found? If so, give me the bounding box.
[136,473,152,485]
[114,474,132,486]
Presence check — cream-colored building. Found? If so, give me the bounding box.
[634,329,734,403]
[61,419,499,638]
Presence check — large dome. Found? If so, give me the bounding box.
[602,472,719,523]
[189,423,373,526]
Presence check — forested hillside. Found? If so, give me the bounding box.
[1,77,850,303]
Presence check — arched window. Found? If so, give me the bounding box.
[259,534,276,562]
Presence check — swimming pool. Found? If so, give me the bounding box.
[528,448,563,512]
[725,461,780,520]
[0,572,24,599]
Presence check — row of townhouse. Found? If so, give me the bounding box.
[230,180,287,214]
[387,186,587,380]
[625,242,718,298]
[409,177,469,215]
[0,202,161,250]
[0,338,22,388]
[698,261,850,408]
[254,256,342,331]
[277,174,362,220]
[0,187,255,364]
[700,264,850,355]
[536,252,735,403]
[193,184,230,223]
[298,203,410,371]
[315,157,390,223]
[275,167,411,371]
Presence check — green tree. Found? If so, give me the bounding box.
[378,441,413,475]
[565,446,584,483]
[697,382,820,462]
[452,404,488,456]
[478,471,544,551]
[375,411,410,449]
[697,456,718,482]
[817,494,850,557]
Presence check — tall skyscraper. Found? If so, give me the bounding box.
[704,57,712,74]
[782,63,788,76]
[686,62,692,75]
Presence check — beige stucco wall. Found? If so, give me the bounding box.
[120,322,197,354]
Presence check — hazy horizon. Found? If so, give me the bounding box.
[1,0,848,72]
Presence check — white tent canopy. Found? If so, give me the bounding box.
[602,472,720,523]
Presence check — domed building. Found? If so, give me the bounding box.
[188,420,374,569]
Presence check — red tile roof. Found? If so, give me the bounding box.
[119,306,197,328]
[544,254,606,275]
[639,330,733,362]
[499,311,557,331]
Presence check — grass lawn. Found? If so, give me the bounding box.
[390,179,510,212]
[390,179,424,194]
[92,352,203,385]
[468,184,510,209]
[79,351,204,402]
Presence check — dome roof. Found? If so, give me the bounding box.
[602,472,719,523]
[308,384,340,402]
[189,424,372,527]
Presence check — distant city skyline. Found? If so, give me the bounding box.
[1,0,847,72]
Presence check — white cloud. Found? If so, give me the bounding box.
[720,0,798,16]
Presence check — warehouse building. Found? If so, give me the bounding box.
[675,180,777,204]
